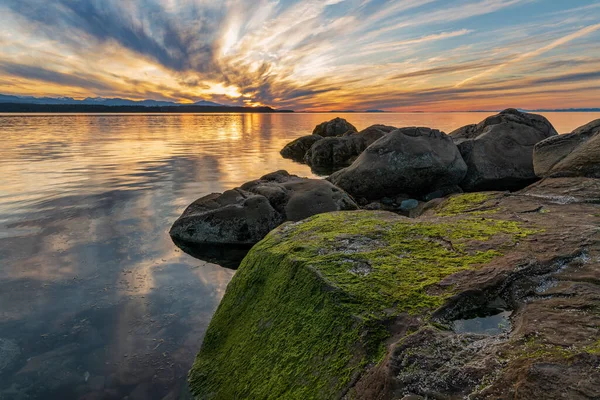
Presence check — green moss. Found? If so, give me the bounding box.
[189,211,537,400]
[436,192,499,216]
[513,336,600,362]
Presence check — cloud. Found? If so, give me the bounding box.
[0,61,114,91]
[0,0,599,110]
[456,23,600,87]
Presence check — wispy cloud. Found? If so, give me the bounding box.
[0,0,598,110]
[456,23,600,87]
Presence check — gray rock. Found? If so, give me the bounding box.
[450,108,557,191]
[280,134,323,161]
[328,127,467,201]
[305,125,396,169]
[170,171,358,246]
[534,119,600,178]
[400,199,419,211]
[312,117,357,137]
[169,189,283,245]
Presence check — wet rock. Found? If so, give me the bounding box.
[534,119,600,178]
[280,134,323,161]
[312,117,357,137]
[170,170,358,250]
[304,124,396,170]
[451,108,557,191]
[328,127,467,201]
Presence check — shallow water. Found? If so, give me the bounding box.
[0,112,597,399]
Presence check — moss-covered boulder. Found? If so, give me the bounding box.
[190,193,568,399]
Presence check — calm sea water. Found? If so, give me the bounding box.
[0,112,597,399]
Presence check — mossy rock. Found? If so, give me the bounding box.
[189,210,536,399]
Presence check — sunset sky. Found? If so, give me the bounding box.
[0,0,599,111]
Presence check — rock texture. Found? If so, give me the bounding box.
[450,108,558,191]
[169,170,358,247]
[189,177,600,400]
[305,125,396,170]
[534,119,600,178]
[280,134,323,161]
[312,117,357,137]
[328,127,467,201]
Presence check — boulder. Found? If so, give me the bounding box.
[169,171,358,247]
[189,180,600,399]
[328,127,467,201]
[450,108,557,191]
[305,125,396,170]
[534,119,600,178]
[312,117,357,137]
[280,134,323,162]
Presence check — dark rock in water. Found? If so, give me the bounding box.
[450,108,557,191]
[170,171,358,256]
[312,117,357,137]
[328,127,467,201]
[170,189,283,246]
[305,124,396,170]
[534,119,600,178]
[239,170,358,222]
[280,134,323,161]
[190,178,600,399]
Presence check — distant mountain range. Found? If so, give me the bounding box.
[0,94,224,107]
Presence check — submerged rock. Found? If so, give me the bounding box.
[328,127,467,201]
[279,134,323,162]
[312,117,357,137]
[189,177,600,399]
[304,124,396,170]
[451,108,558,191]
[534,119,600,178]
[170,170,358,250]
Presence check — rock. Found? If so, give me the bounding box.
[169,189,283,246]
[534,119,600,178]
[280,134,323,161]
[328,127,467,201]
[304,124,396,170]
[450,108,558,191]
[399,199,419,211]
[312,117,357,137]
[344,124,397,137]
[424,184,463,201]
[170,171,358,248]
[189,179,600,399]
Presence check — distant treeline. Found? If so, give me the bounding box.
[0,103,294,113]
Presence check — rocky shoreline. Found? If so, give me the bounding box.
[172,110,600,399]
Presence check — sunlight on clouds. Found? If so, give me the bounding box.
[0,0,599,110]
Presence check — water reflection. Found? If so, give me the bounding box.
[0,112,597,399]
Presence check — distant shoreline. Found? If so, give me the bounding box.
[0,103,294,113]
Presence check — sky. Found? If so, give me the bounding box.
[0,0,599,111]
